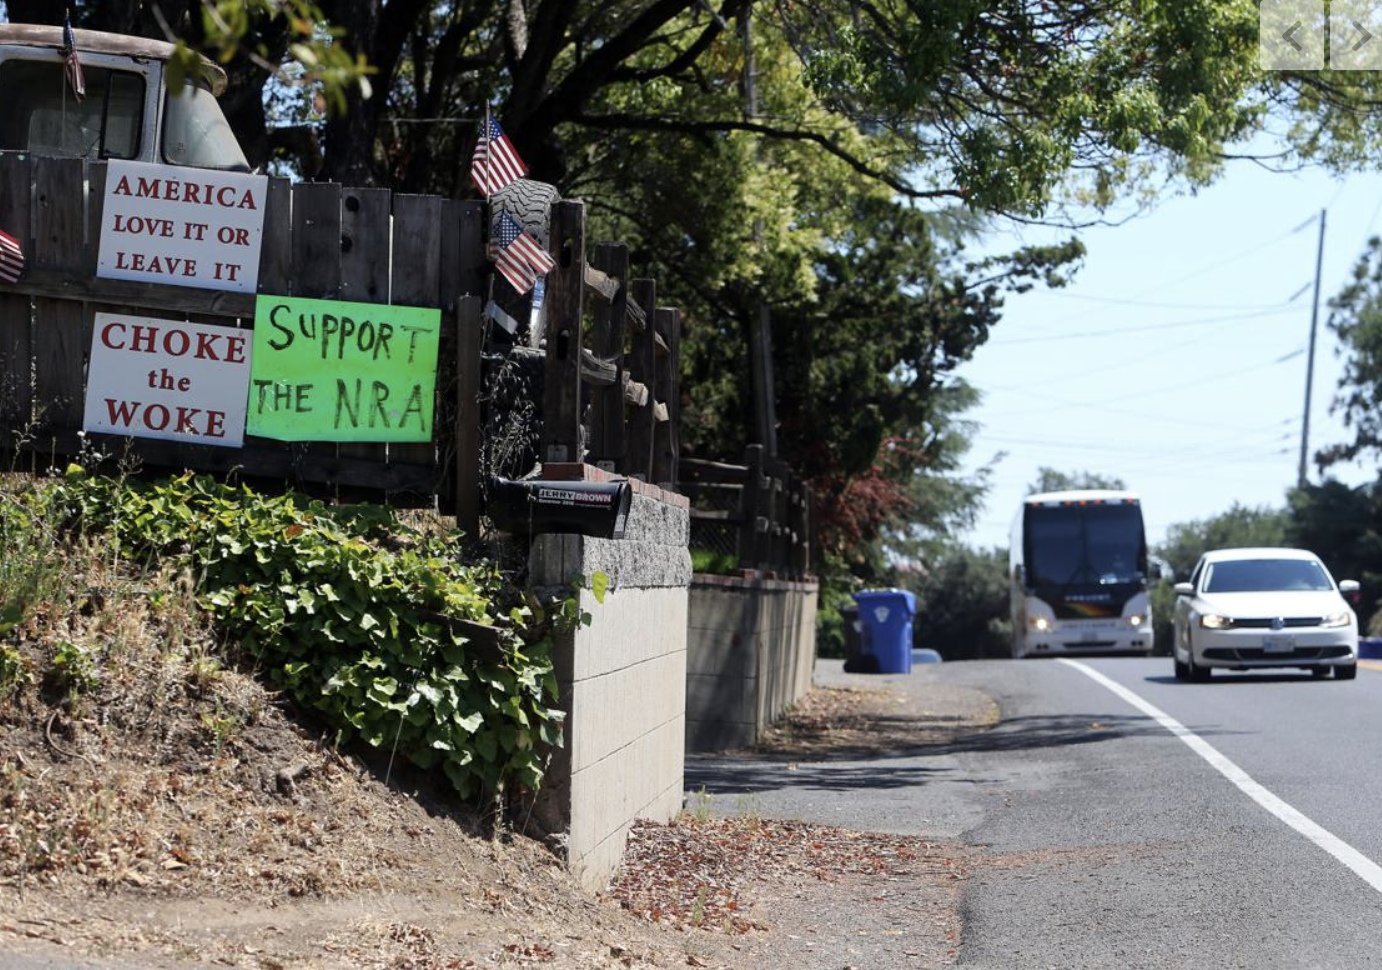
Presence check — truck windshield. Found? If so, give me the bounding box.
[0,58,143,159]
[1025,503,1146,589]
[163,82,249,171]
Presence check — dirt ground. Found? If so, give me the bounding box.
[2,654,992,970]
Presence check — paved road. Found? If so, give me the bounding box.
[688,658,1382,968]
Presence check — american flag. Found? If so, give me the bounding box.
[492,210,554,294]
[61,13,86,103]
[470,110,526,197]
[0,229,24,284]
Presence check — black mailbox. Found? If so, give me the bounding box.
[487,477,632,539]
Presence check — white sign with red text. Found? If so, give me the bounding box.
[83,313,252,448]
[96,160,267,294]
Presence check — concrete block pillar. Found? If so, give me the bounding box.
[528,484,691,888]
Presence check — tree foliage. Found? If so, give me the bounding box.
[1322,237,1382,469]
[900,545,1011,661]
[1285,480,1382,631]
[1156,503,1290,581]
[1027,468,1127,495]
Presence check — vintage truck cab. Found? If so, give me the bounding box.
[0,24,248,171]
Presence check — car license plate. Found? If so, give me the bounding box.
[1263,636,1296,654]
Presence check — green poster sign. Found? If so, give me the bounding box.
[247,295,441,442]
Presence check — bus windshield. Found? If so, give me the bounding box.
[1025,504,1145,589]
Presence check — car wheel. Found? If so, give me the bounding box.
[1336,663,1359,681]
[1311,666,1332,679]
[1186,650,1212,682]
[1174,657,1190,680]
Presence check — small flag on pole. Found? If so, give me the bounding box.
[470,111,527,197]
[491,210,554,294]
[0,229,24,284]
[61,12,86,103]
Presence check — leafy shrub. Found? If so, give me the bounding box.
[0,483,70,638]
[51,469,569,799]
[48,640,99,696]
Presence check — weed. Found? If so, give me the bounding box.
[686,785,714,823]
[0,644,33,697]
[733,792,763,824]
[199,708,242,758]
[690,882,708,926]
[48,640,98,697]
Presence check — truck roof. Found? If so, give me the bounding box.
[1025,489,1141,506]
[0,24,227,95]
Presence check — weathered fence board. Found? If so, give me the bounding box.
[626,278,657,480]
[455,295,483,537]
[338,186,393,472]
[0,154,32,447]
[389,193,445,496]
[541,201,585,464]
[588,242,628,470]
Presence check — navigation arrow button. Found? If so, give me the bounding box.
[1283,20,1305,51]
[1351,20,1374,52]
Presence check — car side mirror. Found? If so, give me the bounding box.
[1174,582,1194,597]
[1340,579,1361,594]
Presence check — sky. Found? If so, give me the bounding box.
[959,158,1381,551]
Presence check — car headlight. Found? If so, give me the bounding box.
[1199,614,1233,630]
[1029,615,1051,631]
[1127,614,1147,628]
[1321,612,1352,629]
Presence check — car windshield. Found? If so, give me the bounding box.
[0,58,144,159]
[1202,558,1333,593]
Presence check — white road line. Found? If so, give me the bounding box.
[1058,657,1382,895]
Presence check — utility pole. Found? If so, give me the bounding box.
[1298,208,1327,489]
[741,3,778,455]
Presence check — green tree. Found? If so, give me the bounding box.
[1286,480,1382,630]
[1157,503,1290,581]
[1028,469,1128,495]
[900,545,1011,661]
[1321,237,1382,469]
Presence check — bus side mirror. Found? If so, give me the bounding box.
[1156,559,1175,583]
[1174,582,1194,598]
[1013,564,1026,586]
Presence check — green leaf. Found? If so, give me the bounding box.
[591,570,610,605]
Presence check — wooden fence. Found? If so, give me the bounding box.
[679,444,813,578]
[0,153,683,536]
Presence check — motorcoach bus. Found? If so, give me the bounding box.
[1009,490,1153,658]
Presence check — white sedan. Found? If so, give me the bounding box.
[1172,548,1360,681]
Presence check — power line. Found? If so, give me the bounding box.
[980,346,1305,420]
[993,214,1318,339]
[988,306,1299,346]
[1039,292,1307,311]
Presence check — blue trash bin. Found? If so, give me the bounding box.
[853,589,917,674]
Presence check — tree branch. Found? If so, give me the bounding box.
[572,112,963,200]
[612,0,745,82]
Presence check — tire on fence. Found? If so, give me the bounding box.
[491,178,560,248]
[490,179,560,348]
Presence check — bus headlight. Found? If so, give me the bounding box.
[1199,614,1233,630]
[1029,615,1051,631]
[1127,614,1147,628]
